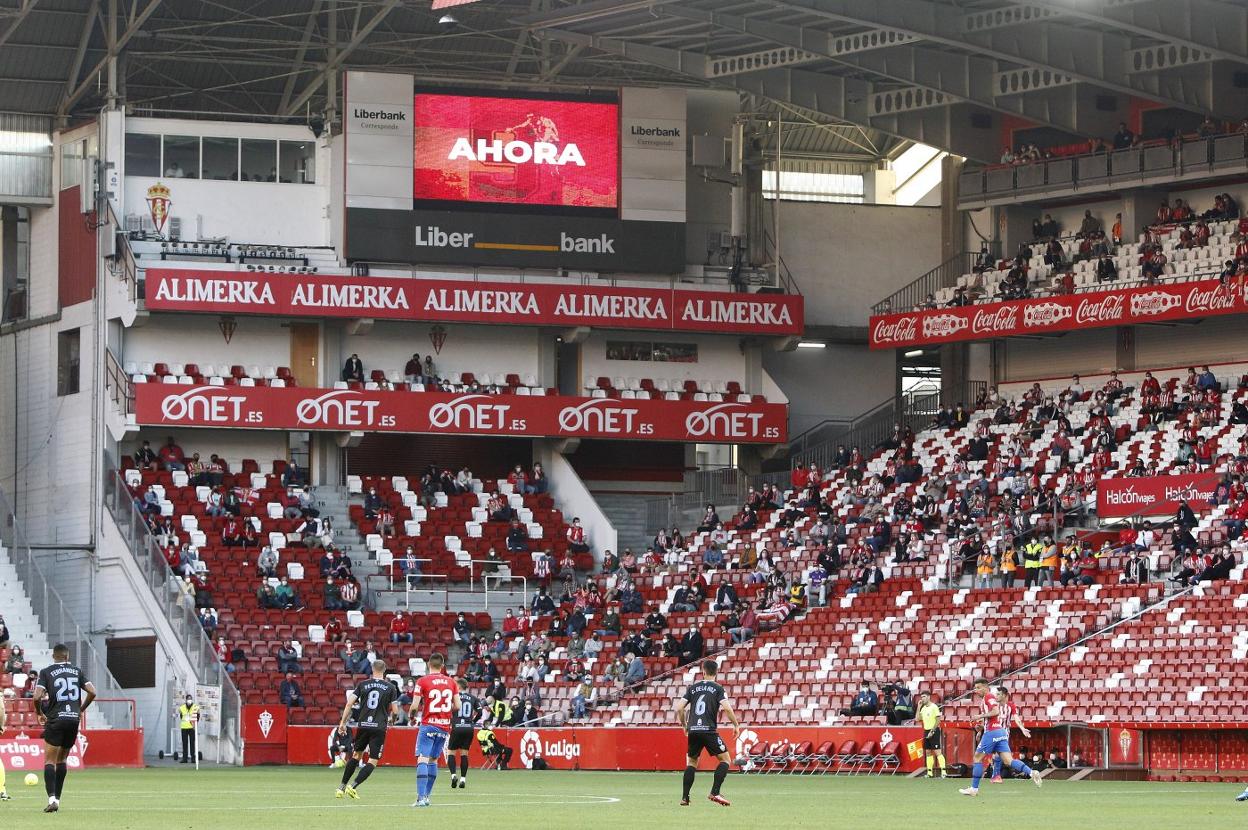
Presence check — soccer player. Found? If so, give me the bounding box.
[959,678,1040,797]
[410,653,459,807]
[0,688,9,801]
[990,685,1030,783]
[32,644,96,812]
[916,691,947,779]
[334,659,400,800]
[675,659,741,807]
[447,678,479,789]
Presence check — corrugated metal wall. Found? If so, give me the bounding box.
[0,113,52,202]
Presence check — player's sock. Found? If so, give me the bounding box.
[460,755,469,779]
[417,761,438,799]
[43,764,55,799]
[426,759,439,793]
[971,762,984,790]
[710,762,729,796]
[937,753,947,772]
[353,763,375,788]
[0,756,6,791]
[340,758,359,788]
[992,756,1003,778]
[681,766,696,800]
[54,764,67,799]
[1009,759,1034,777]
[925,756,934,775]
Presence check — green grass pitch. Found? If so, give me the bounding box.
[2,766,1246,829]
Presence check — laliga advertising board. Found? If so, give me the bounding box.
[413,93,619,209]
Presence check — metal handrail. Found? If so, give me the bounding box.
[104,347,133,416]
[872,246,1000,315]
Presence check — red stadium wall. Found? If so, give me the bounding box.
[58,185,97,308]
[0,730,144,769]
[275,725,926,772]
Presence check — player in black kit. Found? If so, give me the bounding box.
[675,659,741,807]
[446,677,479,789]
[335,660,399,800]
[32,644,96,813]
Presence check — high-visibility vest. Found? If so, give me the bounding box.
[178,703,199,729]
[1023,541,1043,568]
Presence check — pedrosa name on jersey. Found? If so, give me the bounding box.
[447,138,586,167]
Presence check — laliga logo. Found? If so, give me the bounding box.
[872,316,918,343]
[1075,294,1125,324]
[1129,290,1181,317]
[1022,302,1072,328]
[257,709,274,739]
[1184,283,1238,314]
[685,403,764,439]
[160,387,246,423]
[428,394,511,431]
[921,313,969,339]
[296,390,382,428]
[735,728,760,759]
[557,398,639,434]
[518,730,543,768]
[971,306,1018,334]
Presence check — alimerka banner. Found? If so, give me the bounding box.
[869,278,1245,349]
[283,724,924,772]
[135,385,788,444]
[144,268,803,336]
[1097,473,1220,519]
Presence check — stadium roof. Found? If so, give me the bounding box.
[1,0,1244,163]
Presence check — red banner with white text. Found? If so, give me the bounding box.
[1096,473,1221,518]
[0,730,144,769]
[282,724,924,771]
[143,269,804,336]
[134,385,788,444]
[869,278,1245,349]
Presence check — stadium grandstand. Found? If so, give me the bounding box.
[2,0,1248,823]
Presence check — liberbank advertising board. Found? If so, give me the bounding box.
[344,72,687,272]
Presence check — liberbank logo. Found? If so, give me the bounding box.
[414,224,616,255]
[350,106,408,132]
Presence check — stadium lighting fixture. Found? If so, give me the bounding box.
[438,13,458,25]
[904,349,925,357]
[796,341,826,349]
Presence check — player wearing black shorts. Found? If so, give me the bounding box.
[335,660,399,800]
[676,659,741,808]
[32,644,96,813]
[446,678,479,789]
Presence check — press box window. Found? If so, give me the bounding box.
[162,135,200,179]
[125,134,161,177]
[279,140,315,184]
[202,137,239,181]
[57,328,80,396]
[241,139,276,182]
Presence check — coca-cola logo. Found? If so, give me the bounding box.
[1129,290,1182,317]
[872,315,918,344]
[921,313,969,339]
[295,390,382,428]
[971,306,1018,334]
[427,394,511,431]
[159,387,247,423]
[1075,293,1125,324]
[1183,283,1238,314]
[557,398,639,434]
[1022,302,1072,328]
[685,402,764,439]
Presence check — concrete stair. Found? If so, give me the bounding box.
[0,545,53,670]
[591,493,654,554]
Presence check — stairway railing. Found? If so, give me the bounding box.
[871,244,1000,315]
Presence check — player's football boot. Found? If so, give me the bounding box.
[940,771,948,779]
[412,797,431,807]
[344,786,360,799]
[1235,789,1248,801]
[450,774,459,789]
[1030,771,1043,788]
[990,775,1003,783]
[459,779,466,790]
[958,787,979,797]
[334,789,345,799]
[0,791,10,801]
[43,800,59,813]
[708,794,731,807]
[679,798,690,806]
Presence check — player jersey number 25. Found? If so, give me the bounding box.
[54,676,80,716]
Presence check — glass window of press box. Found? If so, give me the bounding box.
[125,134,314,183]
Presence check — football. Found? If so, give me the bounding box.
[24,773,38,786]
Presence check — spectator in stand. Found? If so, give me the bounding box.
[257,580,279,609]
[1078,210,1101,238]
[340,640,368,674]
[276,639,301,673]
[1120,549,1150,584]
[1111,212,1124,245]
[566,518,590,554]
[389,610,414,644]
[841,682,880,717]
[135,440,159,470]
[324,615,343,643]
[621,652,646,690]
[274,576,298,609]
[531,589,556,616]
[452,612,472,645]
[1112,122,1135,150]
[342,353,364,382]
[507,464,527,493]
[279,672,304,707]
[1096,254,1118,282]
[526,463,548,495]
[696,505,720,533]
[404,353,424,385]
[338,577,360,610]
[505,518,530,553]
[159,436,186,471]
[678,626,704,667]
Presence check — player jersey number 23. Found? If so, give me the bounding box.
[416,673,457,730]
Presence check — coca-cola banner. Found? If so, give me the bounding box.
[1096,473,1220,519]
[144,268,804,336]
[134,385,788,444]
[870,278,1244,349]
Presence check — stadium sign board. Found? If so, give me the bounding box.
[1097,473,1221,518]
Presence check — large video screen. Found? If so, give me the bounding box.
[414,93,619,210]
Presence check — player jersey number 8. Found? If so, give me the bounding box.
[366,689,381,711]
